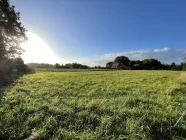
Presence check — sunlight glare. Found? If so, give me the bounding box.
[21,32,60,64]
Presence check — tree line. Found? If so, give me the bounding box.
[106,56,186,71]
[27,63,89,69]
[0,0,34,86]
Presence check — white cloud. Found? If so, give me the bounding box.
[75,48,186,67]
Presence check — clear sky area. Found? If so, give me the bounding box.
[11,0,186,66]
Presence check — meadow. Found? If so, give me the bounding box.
[0,70,186,139]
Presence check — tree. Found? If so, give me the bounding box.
[114,56,130,66]
[170,62,176,70]
[130,60,142,66]
[80,65,89,69]
[14,57,27,73]
[162,64,171,70]
[65,64,71,68]
[0,0,27,60]
[55,63,60,68]
[71,63,81,68]
[27,63,54,68]
[171,62,176,66]
[171,65,182,71]
[130,60,143,70]
[142,59,162,70]
[106,62,112,68]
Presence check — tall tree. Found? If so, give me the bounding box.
[142,59,162,70]
[114,56,130,66]
[55,63,60,68]
[0,0,27,61]
[106,62,112,68]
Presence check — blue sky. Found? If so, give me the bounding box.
[11,0,186,66]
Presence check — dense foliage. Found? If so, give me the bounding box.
[0,0,27,60]
[27,63,54,68]
[0,71,186,139]
[57,63,89,69]
[107,56,186,71]
[0,0,28,86]
[0,57,34,86]
[106,62,112,68]
[114,56,130,66]
[27,62,89,69]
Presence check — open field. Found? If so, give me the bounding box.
[0,71,186,139]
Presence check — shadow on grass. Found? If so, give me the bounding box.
[0,72,23,103]
[146,80,186,140]
[149,122,186,140]
[181,82,186,86]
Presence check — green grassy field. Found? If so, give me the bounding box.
[0,71,186,139]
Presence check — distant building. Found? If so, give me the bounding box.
[111,62,119,68]
[111,62,127,68]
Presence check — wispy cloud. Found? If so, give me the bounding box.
[75,48,186,67]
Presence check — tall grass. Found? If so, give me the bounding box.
[0,71,186,139]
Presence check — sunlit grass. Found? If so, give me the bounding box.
[0,71,186,139]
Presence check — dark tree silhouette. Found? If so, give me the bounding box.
[0,0,27,60]
[171,62,176,66]
[0,0,27,86]
[14,57,27,73]
[106,62,112,68]
[182,57,186,71]
[142,59,162,70]
[55,63,60,68]
[130,60,143,70]
[114,56,130,66]
[27,63,54,68]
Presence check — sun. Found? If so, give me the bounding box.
[21,32,61,64]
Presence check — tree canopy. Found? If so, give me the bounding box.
[142,59,162,70]
[106,62,112,68]
[0,0,27,60]
[114,56,130,65]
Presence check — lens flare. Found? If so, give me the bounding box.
[21,32,60,64]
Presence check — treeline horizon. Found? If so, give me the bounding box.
[106,56,186,71]
[26,56,186,71]
[27,62,90,69]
